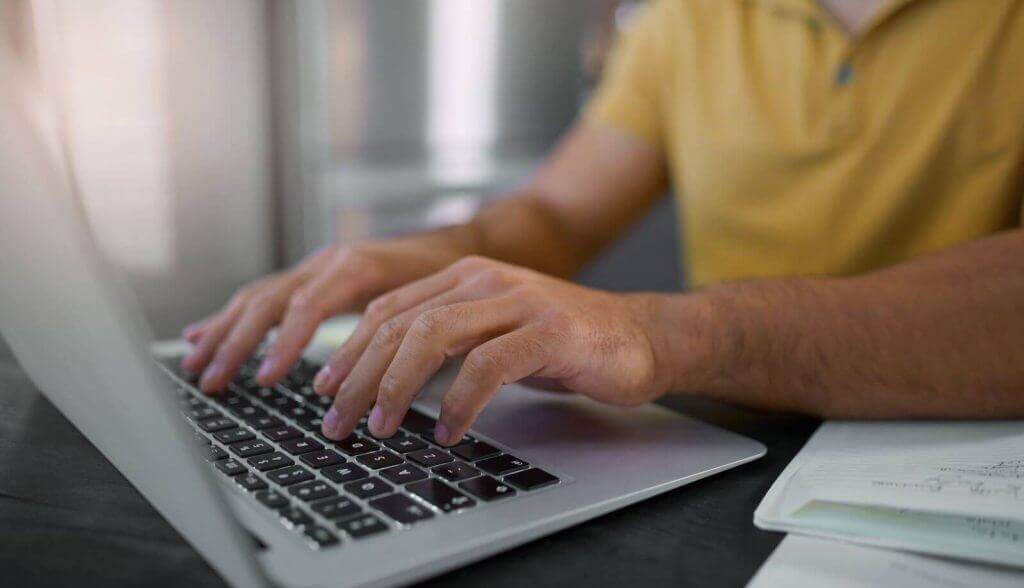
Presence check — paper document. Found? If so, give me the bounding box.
[754,421,1024,567]
[748,535,1024,588]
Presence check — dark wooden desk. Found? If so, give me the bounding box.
[0,338,817,587]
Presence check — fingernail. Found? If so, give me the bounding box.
[368,405,386,436]
[313,366,331,393]
[322,407,340,438]
[182,324,199,338]
[257,358,276,382]
[434,422,452,446]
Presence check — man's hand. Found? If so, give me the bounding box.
[180,238,467,393]
[314,256,675,446]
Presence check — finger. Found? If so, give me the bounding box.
[318,284,484,440]
[257,264,366,386]
[435,325,552,445]
[180,302,244,375]
[182,320,208,343]
[368,298,527,438]
[312,267,463,395]
[199,293,289,393]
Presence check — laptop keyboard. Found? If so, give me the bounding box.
[158,356,560,550]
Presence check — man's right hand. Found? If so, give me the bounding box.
[180,237,463,393]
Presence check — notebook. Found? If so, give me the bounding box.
[754,421,1024,568]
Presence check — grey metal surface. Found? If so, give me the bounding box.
[0,333,818,588]
[276,0,595,264]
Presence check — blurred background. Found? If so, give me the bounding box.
[4,0,681,338]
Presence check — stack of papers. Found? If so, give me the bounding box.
[749,535,1024,588]
[754,421,1024,567]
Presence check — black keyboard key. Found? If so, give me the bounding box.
[310,496,361,520]
[356,450,404,470]
[230,404,265,419]
[269,395,300,411]
[189,406,220,421]
[450,440,501,462]
[343,477,392,500]
[337,513,389,539]
[293,384,316,398]
[383,436,428,454]
[407,448,454,468]
[505,468,559,491]
[433,461,480,482]
[303,525,339,549]
[477,454,529,476]
[278,505,313,529]
[285,405,315,422]
[399,410,436,434]
[280,437,323,455]
[247,452,294,472]
[379,464,428,485]
[245,415,283,430]
[267,465,315,487]
[254,489,289,509]
[309,395,333,409]
[197,417,237,433]
[218,394,250,409]
[215,458,246,477]
[249,387,277,402]
[295,414,324,433]
[235,473,268,492]
[406,478,476,513]
[288,480,338,502]
[264,426,303,442]
[369,493,435,525]
[204,445,228,462]
[459,476,517,502]
[229,440,273,458]
[213,428,256,445]
[331,435,379,456]
[300,449,345,469]
[321,463,369,484]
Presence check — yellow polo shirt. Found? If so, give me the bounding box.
[585,0,1024,286]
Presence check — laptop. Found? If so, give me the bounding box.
[0,47,765,587]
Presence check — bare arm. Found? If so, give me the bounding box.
[652,228,1024,418]
[460,122,668,278]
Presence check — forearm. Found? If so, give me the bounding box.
[649,229,1024,418]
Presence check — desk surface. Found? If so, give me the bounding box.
[0,339,818,587]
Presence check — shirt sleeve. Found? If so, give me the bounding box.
[582,0,674,152]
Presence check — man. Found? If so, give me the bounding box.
[182,0,1024,447]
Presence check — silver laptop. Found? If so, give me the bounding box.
[0,48,765,588]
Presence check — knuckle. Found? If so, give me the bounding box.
[466,347,503,378]
[248,291,279,310]
[287,289,322,316]
[411,309,446,340]
[376,372,403,405]
[454,254,491,272]
[474,267,513,290]
[364,294,393,321]
[372,318,406,348]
